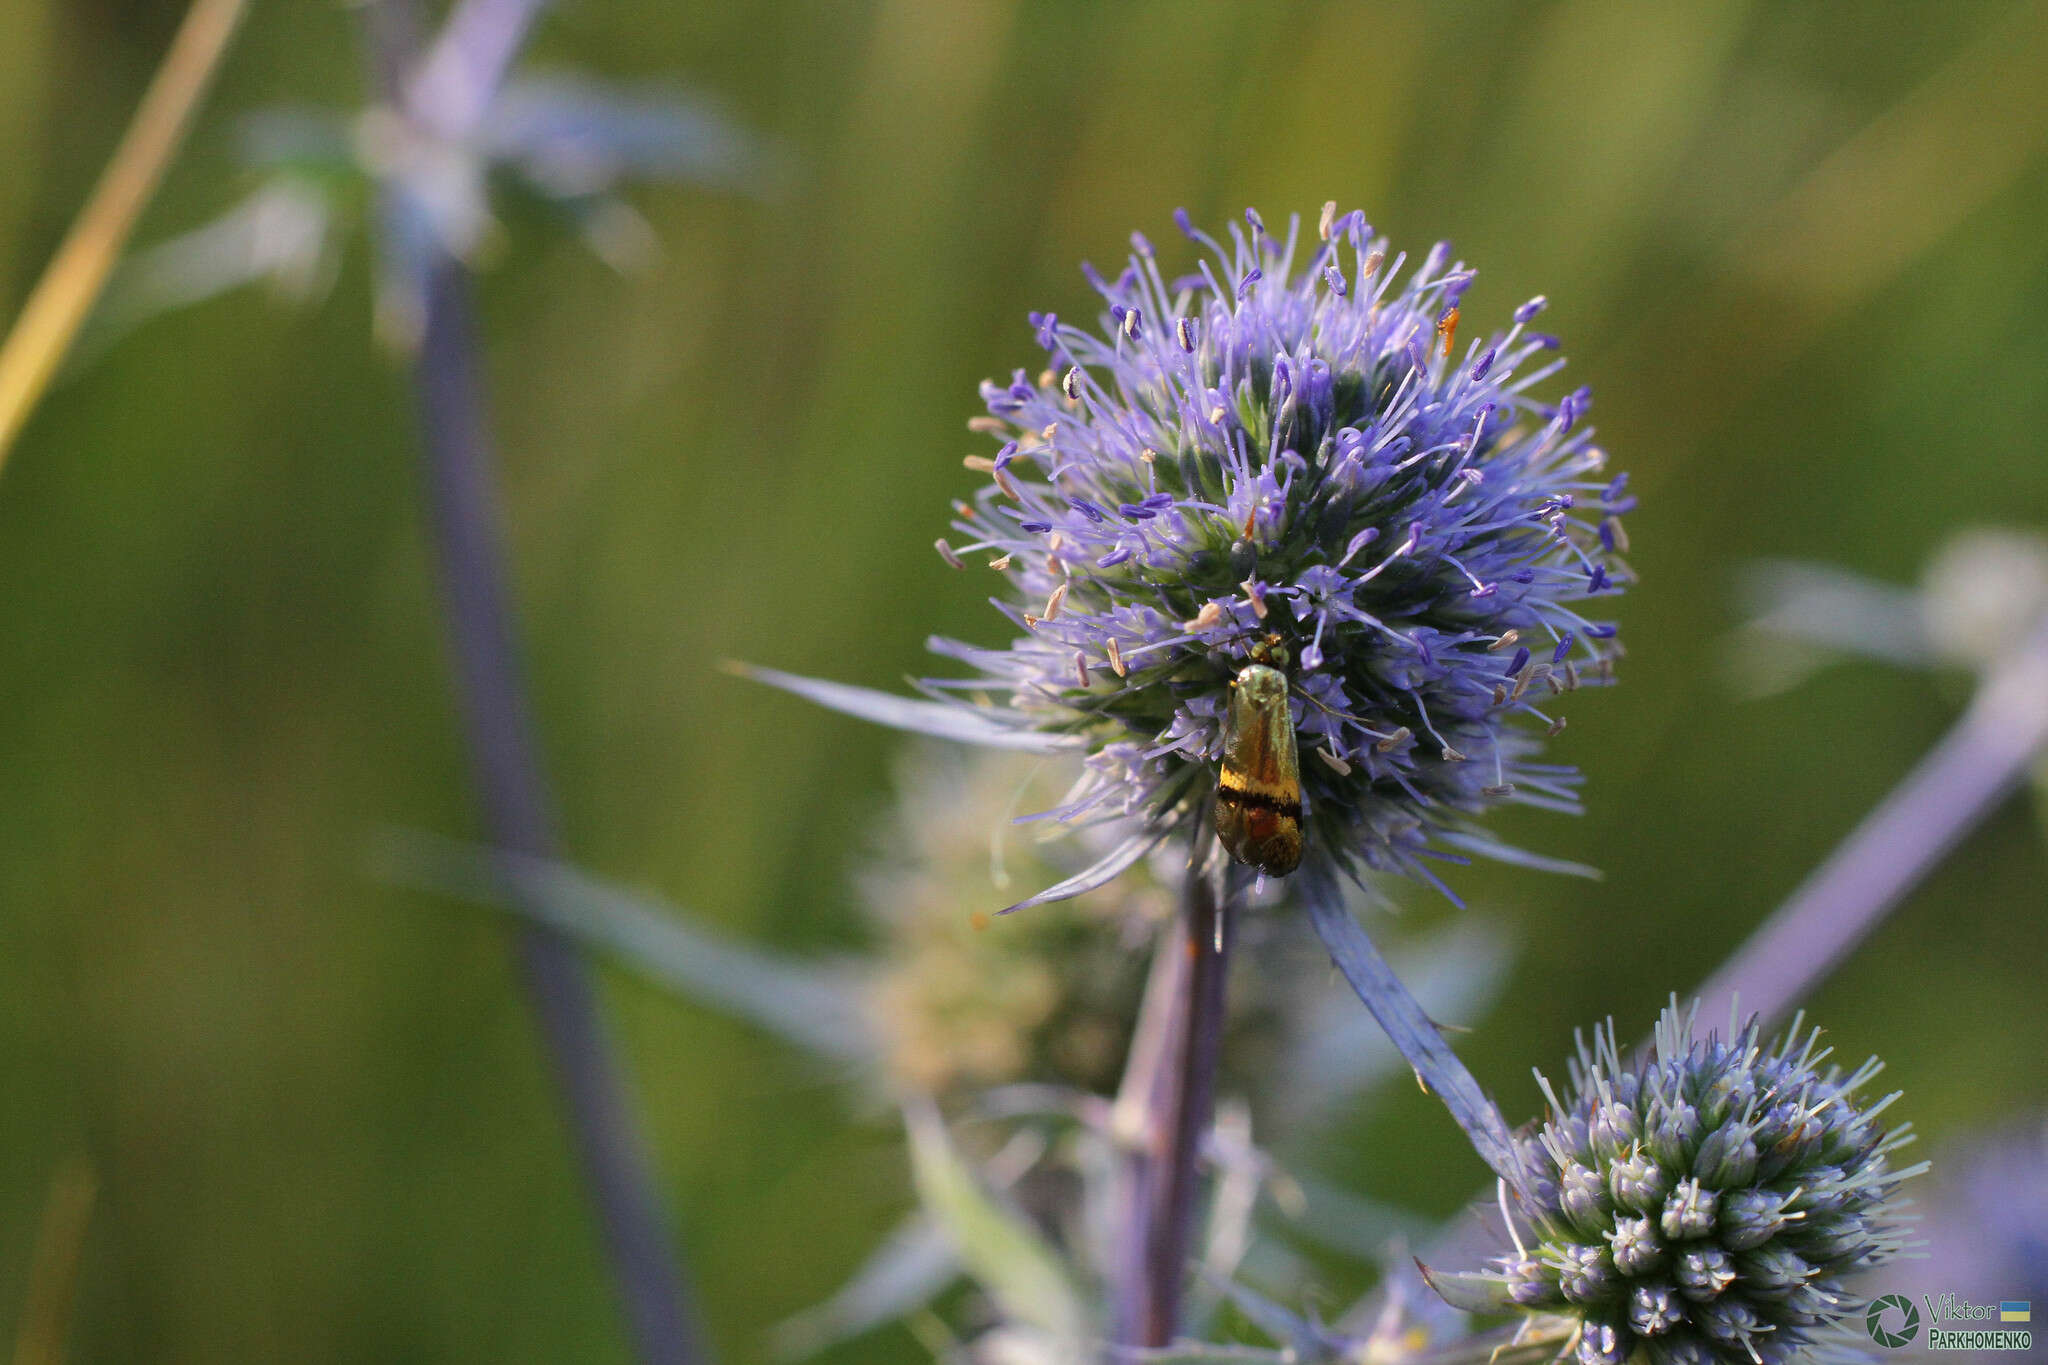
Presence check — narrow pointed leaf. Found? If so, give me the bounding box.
[377,830,876,1062]
[483,75,766,194]
[1285,920,1512,1127]
[1433,831,1600,880]
[1303,884,1527,1194]
[769,1214,960,1360]
[1199,1271,1323,1357]
[999,826,1169,914]
[903,1102,1087,1348]
[736,663,1084,753]
[1413,1260,1517,1314]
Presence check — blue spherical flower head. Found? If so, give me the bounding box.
[1431,1001,1925,1365]
[933,206,1630,903]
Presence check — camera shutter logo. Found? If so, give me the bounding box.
[1866,1294,1922,1348]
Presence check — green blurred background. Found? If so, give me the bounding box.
[3,0,2046,1359]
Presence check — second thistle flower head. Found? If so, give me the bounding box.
[938,205,1631,896]
[1436,1002,1923,1365]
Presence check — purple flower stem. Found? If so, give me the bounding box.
[1695,614,2048,1031]
[1142,846,1235,1348]
[364,7,704,1364]
[1108,916,1190,1346]
[413,262,704,1365]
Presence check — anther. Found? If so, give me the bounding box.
[1062,367,1083,400]
[1492,684,1507,706]
[1363,250,1385,278]
[992,467,1020,500]
[1489,629,1521,652]
[1176,317,1197,352]
[1481,782,1516,797]
[1240,577,1267,620]
[1375,726,1411,753]
[967,416,1007,435]
[1208,404,1227,425]
[1183,601,1227,632]
[934,539,964,569]
[1317,747,1352,776]
[1042,584,1067,621]
[1437,306,1460,359]
[1137,448,1157,463]
[1074,652,1090,688]
[1548,716,1568,737]
[988,554,1012,571]
[1318,201,1338,241]
[1441,746,1467,762]
[1121,308,1142,341]
[1041,422,1059,441]
[1038,368,1057,390]
[962,455,997,472]
[1106,638,1126,676]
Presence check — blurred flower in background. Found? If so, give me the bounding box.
[1733,526,2048,697]
[85,74,768,354]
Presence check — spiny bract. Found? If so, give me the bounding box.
[932,205,1631,905]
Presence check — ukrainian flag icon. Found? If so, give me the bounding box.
[2000,1301,2030,1323]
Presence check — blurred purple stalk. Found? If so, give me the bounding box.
[1108,913,1185,1345]
[365,5,704,1364]
[1695,614,2048,1030]
[1110,847,1232,1349]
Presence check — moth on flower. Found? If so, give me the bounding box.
[746,204,1631,911]
[1214,636,1303,877]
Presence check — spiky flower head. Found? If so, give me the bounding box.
[1434,1002,1923,1365]
[931,205,1630,902]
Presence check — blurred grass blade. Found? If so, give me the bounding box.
[0,0,250,470]
[376,829,878,1062]
[768,1213,960,1360]
[902,1100,1087,1350]
[10,1156,97,1365]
